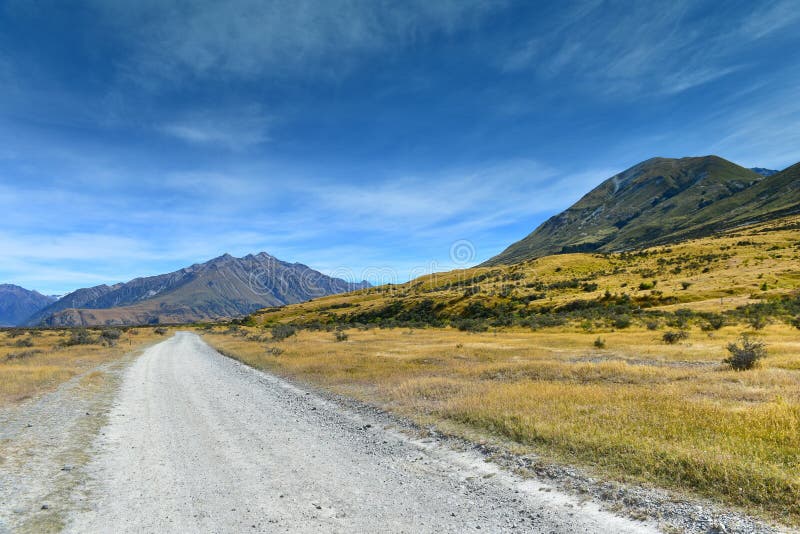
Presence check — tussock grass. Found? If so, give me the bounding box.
[0,328,161,404]
[203,324,800,523]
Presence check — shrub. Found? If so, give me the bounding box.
[593,337,606,349]
[154,327,168,336]
[645,320,660,331]
[612,315,631,329]
[13,337,34,348]
[724,334,767,370]
[701,314,725,331]
[747,314,768,330]
[334,330,349,342]
[271,324,297,341]
[6,349,42,360]
[64,329,96,346]
[267,346,284,356]
[100,328,122,341]
[681,281,692,290]
[662,330,689,344]
[454,318,488,332]
[792,316,800,330]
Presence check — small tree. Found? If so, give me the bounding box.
[724,334,766,370]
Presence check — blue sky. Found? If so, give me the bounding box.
[1,0,799,295]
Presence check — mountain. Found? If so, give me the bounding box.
[484,156,800,266]
[750,167,779,177]
[28,253,369,326]
[0,285,57,326]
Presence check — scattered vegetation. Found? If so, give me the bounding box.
[203,324,800,523]
[0,327,162,405]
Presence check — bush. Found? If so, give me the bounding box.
[334,330,349,342]
[747,314,768,330]
[662,330,689,344]
[681,281,692,290]
[64,329,96,346]
[701,314,725,331]
[100,328,122,341]
[271,324,297,341]
[267,346,284,356]
[594,337,606,349]
[6,349,42,360]
[13,337,34,348]
[612,315,631,329]
[724,334,767,370]
[154,327,168,336]
[454,318,488,333]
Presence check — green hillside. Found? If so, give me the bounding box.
[484,156,798,266]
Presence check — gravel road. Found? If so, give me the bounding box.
[65,332,659,533]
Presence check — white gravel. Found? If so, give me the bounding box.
[66,332,660,533]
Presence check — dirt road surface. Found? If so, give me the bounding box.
[60,332,659,533]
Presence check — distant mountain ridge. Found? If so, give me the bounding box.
[484,156,800,265]
[28,252,369,326]
[0,285,56,326]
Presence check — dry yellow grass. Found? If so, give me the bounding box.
[0,327,165,405]
[202,323,800,523]
[252,215,800,327]
[216,217,800,522]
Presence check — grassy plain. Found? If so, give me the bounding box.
[205,216,800,523]
[203,324,800,522]
[0,327,165,405]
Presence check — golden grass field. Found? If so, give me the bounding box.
[2,215,797,524]
[203,324,800,524]
[0,327,165,406]
[203,216,800,524]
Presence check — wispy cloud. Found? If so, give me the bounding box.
[159,106,271,149]
[499,1,794,97]
[95,0,502,85]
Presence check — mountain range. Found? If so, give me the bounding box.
[484,156,799,266]
[20,253,369,327]
[0,285,56,326]
[4,154,798,326]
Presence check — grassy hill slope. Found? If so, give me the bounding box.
[483,156,799,266]
[251,214,800,331]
